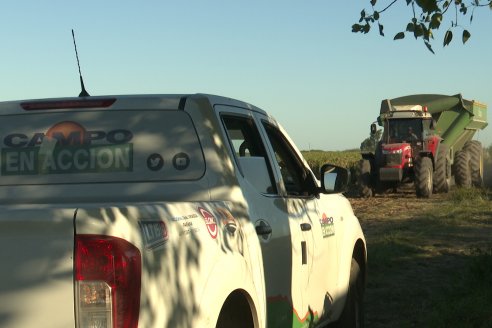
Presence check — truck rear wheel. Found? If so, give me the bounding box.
[454,150,472,188]
[357,159,373,198]
[433,145,450,193]
[415,157,433,198]
[464,140,483,187]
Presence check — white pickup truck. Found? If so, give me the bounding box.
[0,94,366,328]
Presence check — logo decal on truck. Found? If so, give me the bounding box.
[198,207,218,239]
[320,213,335,238]
[1,121,133,175]
[139,220,169,250]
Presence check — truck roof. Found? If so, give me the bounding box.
[0,93,268,116]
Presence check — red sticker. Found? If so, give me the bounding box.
[199,207,218,239]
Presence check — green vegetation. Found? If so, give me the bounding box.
[301,150,361,178]
[353,0,492,53]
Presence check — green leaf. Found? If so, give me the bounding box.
[361,9,366,18]
[470,14,473,23]
[352,24,362,33]
[416,0,439,13]
[424,42,435,55]
[394,32,405,40]
[443,30,453,46]
[430,13,442,29]
[462,30,471,44]
[370,0,377,6]
[406,22,415,32]
[363,23,371,34]
[374,11,380,20]
[378,23,384,36]
[425,41,435,54]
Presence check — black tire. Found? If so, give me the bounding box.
[454,150,472,188]
[464,140,483,187]
[337,258,364,328]
[415,156,433,198]
[357,159,373,198]
[433,145,450,193]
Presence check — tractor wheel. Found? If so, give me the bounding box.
[433,145,450,193]
[454,150,472,188]
[357,159,373,198]
[415,156,433,198]
[464,140,483,187]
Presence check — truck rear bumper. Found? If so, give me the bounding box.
[379,168,403,181]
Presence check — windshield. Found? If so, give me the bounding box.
[384,118,423,143]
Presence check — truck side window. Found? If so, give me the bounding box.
[221,115,277,194]
[262,123,317,197]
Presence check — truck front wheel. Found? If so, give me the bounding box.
[337,257,364,328]
[415,157,433,198]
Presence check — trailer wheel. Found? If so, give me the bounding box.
[357,159,373,198]
[464,140,483,187]
[454,150,472,188]
[415,157,433,198]
[337,258,364,328]
[433,145,450,193]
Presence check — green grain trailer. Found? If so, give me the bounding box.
[359,94,488,198]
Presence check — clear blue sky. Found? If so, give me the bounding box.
[1,1,491,151]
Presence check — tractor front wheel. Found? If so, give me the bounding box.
[357,159,373,198]
[415,156,433,198]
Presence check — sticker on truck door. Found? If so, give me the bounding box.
[1,121,133,175]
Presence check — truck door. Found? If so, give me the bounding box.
[258,117,339,325]
[218,109,304,328]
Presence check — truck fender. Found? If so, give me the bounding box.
[197,253,265,328]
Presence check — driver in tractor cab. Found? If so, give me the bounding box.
[406,126,418,142]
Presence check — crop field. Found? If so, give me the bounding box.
[305,150,492,327]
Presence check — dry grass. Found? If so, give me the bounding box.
[349,189,492,327]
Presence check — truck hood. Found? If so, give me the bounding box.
[0,206,76,328]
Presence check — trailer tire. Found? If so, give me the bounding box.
[433,145,449,193]
[337,258,364,328]
[358,159,373,198]
[454,150,472,188]
[415,156,433,198]
[464,140,483,187]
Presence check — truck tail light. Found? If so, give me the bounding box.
[75,235,141,328]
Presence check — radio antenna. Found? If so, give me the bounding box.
[72,29,90,97]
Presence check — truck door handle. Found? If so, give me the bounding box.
[256,225,272,235]
[300,223,311,231]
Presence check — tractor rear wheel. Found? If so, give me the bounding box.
[454,150,472,188]
[464,140,483,187]
[415,156,433,198]
[433,145,450,193]
[358,159,373,198]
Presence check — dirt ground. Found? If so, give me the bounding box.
[347,188,492,327]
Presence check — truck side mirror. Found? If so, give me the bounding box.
[320,164,350,194]
[370,123,377,136]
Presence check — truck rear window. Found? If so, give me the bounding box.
[0,110,205,185]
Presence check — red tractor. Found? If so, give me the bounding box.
[359,94,487,198]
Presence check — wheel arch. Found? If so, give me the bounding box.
[215,288,259,328]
